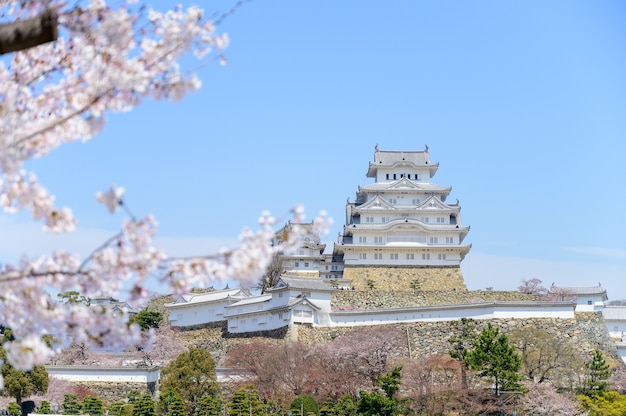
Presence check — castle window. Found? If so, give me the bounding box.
[386,174,389,180]
[422,254,430,260]
[430,237,438,244]
[446,237,454,244]
[587,300,593,305]
[406,253,414,260]
[374,236,383,244]
[415,174,421,180]
[295,261,300,267]
[423,217,429,223]
[359,236,367,243]
[360,253,367,259]
[438,254,446,260]
[390,253,398,260]
[304,262,309,267]
[393,174,397,179]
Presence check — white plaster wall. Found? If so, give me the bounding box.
[47,367,160,383]
[329,303,575,327]
[169,300,229,327]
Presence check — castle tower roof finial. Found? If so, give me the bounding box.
[375,143,379,151]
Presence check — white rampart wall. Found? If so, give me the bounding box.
[328,302,576,327]
[46,366,248,384]
[46,366,161,383]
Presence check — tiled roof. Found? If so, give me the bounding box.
[269,275,335,292]
[166,288,248,306]
[550,284,608,299]
[225,294,272,308]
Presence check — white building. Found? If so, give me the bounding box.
[271,221,328,277]
[166,287,251,328]
[549,284,607,312]
[334,145,471,268]
[225,275,335,333]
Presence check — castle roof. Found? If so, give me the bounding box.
[267,275,336,293]
[166,288,250,307]
[549,284,608,300]
[367,148,439,178]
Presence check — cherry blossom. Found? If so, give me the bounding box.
[0,0,333,383]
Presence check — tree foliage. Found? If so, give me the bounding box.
[132,311,163,331]
[290,394,319,416]
[132,394,156,416]
[82,396,104,416]
[465,323,524,395]
[229,385,265,416]
[159,348,218,410]
[1,348,49,404]
[61,394,83,415]
[583,349,612,396]
[157,389,185,416]
[578,391,626,415]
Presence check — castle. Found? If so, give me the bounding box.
[164,146,612,341]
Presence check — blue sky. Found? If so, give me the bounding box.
[2,1,625,299]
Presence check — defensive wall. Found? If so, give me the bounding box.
[343,265,467,291]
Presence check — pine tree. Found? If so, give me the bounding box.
[7,402,20,416]
[465,323,524,395]
[107,402,134,416]
[83,396,104,415]
[195,395,222,416]
[159,348,218,411]
[584,349,612,396]
[157,389,185,416]
[38,400,52,414]
[319,397,336,416]
[133,395,156,416]
[290,394,319,416]
[228,385,265,416]
[333,394,357,416]
[62,394,83,415]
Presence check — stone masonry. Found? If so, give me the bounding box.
[343,265,468,291]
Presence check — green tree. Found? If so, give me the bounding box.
[290,394,319,416]
[107,402,134,416]
[228,385,264,416]
[448,317,477,390]
[57,290,91,305]
[578,391,626,415]
[1,363,49,405]
[333,394,357,416]
[157,389,185,416]
[127,390,142,403]
[38,400,52,414]
[83,396,104,415]
[583,349,612,396]
[7,402,20,416]
[132,310,163,331]
[195,395,222,416]
[133,395,156,416]
[356,366,403,416]
[319,397,336,416]
[465,323,524,395]
[159,348,218,410]
[61,394,83,415]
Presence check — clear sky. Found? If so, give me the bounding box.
[2,1,625,299]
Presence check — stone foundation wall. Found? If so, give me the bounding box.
[343,265,467,291]
[66,381,153,404]
[294,312,621,365]
[332,289,542,310]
